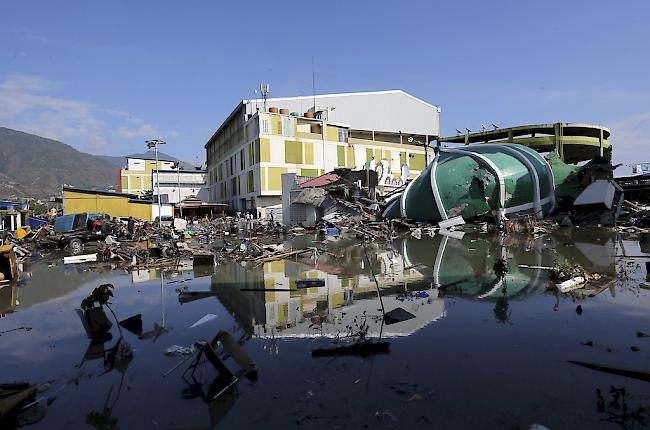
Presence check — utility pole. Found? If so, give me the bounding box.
[173,161,183,218]
[146,139,166,225]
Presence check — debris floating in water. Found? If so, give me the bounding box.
[189,313,218,328]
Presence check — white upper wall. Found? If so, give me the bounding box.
[126,157,176,171]
[127,158,146,171]
[154,170,206,185]
[243,90,440,137]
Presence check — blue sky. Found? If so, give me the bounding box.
[1,0,649,166]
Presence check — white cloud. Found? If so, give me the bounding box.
[606,112,650,166]
[0,73,59,92]
[0,73,176,153]
[115,124,177,139]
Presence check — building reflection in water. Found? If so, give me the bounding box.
[211,243,445,340]
[0,281,18,317]
[209,231,618,338]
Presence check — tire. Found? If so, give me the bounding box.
[68,238,84,255]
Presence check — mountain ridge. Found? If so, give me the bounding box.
[0,127,196,199]
[0,127,121,199]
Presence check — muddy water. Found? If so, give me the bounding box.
[1,229,649,429]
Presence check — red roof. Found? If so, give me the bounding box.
[299,172,340,188]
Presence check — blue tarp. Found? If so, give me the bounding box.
[53,214,75,233]
[28,217,49,230]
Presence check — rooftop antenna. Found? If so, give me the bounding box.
[260,83,269,112]
[311,56,316,113]
[481,123,487,132]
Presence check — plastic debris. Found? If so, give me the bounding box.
[555,276,586,293]
[165,344,196,356]
[189,313,218,328]
[63,253,97,264]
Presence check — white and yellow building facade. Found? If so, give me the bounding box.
[119,157,177,196]
[205,90,441,215]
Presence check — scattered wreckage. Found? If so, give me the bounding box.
[279,144,648,247]
[381,144,625,227]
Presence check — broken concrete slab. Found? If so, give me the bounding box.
[438,216,465,230]
[574,180,616,209]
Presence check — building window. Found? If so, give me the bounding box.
[248,143,255,166]
[261,118,270,134]
[284,140,303,164]
[338,128,349,143]
[282,116,295,137]
[247,170,255,193]
[231,176,238,196]
[240,149,245,171]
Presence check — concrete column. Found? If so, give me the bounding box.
[554,123,560,153]
[599,129,604,157]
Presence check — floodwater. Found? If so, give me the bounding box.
[1,229,650,429]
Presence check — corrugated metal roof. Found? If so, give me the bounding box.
[299,172,340,188]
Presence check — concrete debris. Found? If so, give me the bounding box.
[574,180,617,209]
[439,228,465,240]
[438,216,465,230]
[293,188,330,206]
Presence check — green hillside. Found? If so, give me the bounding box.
[0,127,119,199]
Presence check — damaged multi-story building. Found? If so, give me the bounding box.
[204,90,441,217]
